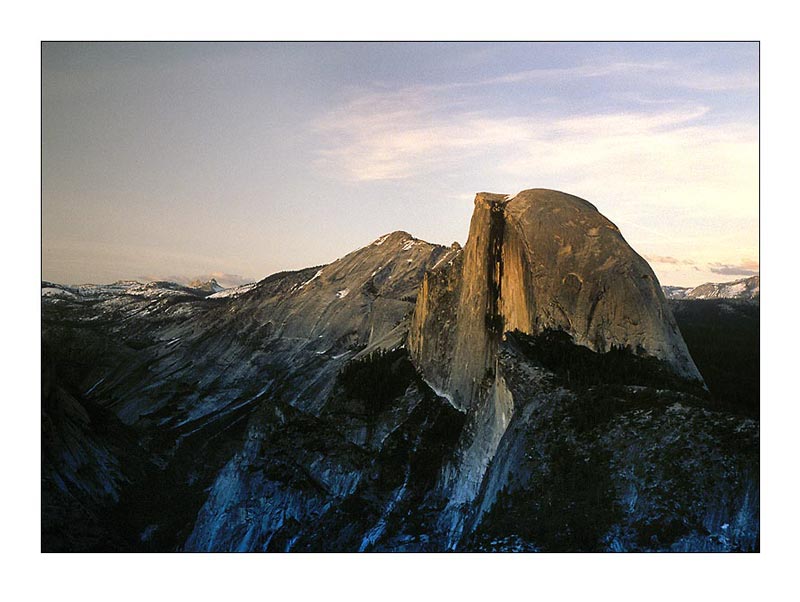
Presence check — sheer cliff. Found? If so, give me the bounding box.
[408,189,707,546]
[410,189,702,410]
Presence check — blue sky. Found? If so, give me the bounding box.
[42,42,758,286]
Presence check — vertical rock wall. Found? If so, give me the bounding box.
[410,188,703,410]
[408,188,705,545]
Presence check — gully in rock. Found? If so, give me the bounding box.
[486,199,507,337]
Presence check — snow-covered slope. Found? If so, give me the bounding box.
[662,275,759,300]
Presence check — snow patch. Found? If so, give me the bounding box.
[421,377,464,413]
[336,288,350,299]
[724,282,747,296]
[297,269,323,290]
[85,377,105,396]
[42,287,78,299]
[208,282,256,299]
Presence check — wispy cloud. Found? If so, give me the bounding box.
[645,255,697,265]
[310,57,757,288]
[313,54,757,185]
[313,84,756,223]
[364,59,756,96]
[474,60,755,92]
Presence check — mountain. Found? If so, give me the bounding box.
[188,278,225,294]
[41,189,759,552]
[145,273,255,290]
[42,279,214,300]
[662,285,691,299]
[663,275,759,301]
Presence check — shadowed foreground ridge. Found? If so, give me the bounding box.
[41,188,758,552]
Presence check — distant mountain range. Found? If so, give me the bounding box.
[663,274,759,301]
[41,277,252,301]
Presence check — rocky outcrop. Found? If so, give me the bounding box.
[41,232,457,551]
[408,189,704,546]
[410,189,703,405]
[188,278,225,294]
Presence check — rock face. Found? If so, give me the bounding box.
[410,189,702,407]
[41,232,462,551]
[188,278,225,294]
[408,189,704,545]
[465,336,759,552]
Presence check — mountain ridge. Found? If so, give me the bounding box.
[41,188,759,552]
[663,274,759,300]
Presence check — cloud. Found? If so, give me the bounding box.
[738,259,760,271]
[644,255,697,265]
[313,85,757,222]
[483,61,756,92]
[311,58,758,279]
[312,51,758,203]
[708,261,760,276]
[315,84,717,182]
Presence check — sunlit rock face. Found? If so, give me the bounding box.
[501,190,701,379]
[410,189,703,409]
[408,189,705,546]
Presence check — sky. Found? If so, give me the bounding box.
[42,42,759,287]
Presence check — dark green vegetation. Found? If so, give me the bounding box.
[670,299,760,417]
[474,445,619,552]
[337,348,418,415]
[507,328,706,395]
[467,322,758,552]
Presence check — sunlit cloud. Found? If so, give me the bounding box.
[313,84,757,221]
[645,255,697,266]
[708,261,760,276]
[312,59,757,287]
